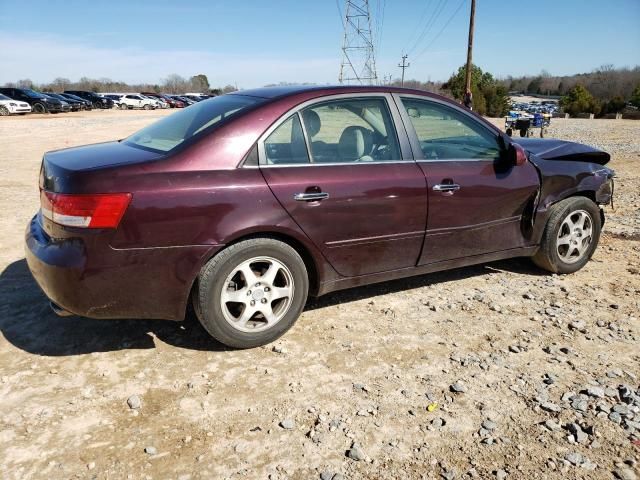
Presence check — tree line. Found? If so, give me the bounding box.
[5,64,639,117]
[3,74,238,95]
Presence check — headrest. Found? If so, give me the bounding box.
[302,110,321,137]
[338,126,373,161]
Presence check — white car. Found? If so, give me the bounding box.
[119,94,156,110]
[0,93,32,115]
[140,95,167,109]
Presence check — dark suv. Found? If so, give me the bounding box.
[64,90,113,109]
[0,87,64,113]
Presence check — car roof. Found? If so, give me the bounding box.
[230,84,440,100]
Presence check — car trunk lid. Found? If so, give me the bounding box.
[40,140,163,193]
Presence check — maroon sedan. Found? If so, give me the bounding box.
[26,85,614,348]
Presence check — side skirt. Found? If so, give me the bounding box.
[316,246,539,296]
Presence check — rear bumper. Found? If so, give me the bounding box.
[25,214,219,320]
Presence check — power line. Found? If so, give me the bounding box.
[406,0,447,56]
[400,0,432,55]
[412,0,467,62]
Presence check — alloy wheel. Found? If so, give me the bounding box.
[0,106,9,116]
[556,210,593,264]
[220,256,294,333]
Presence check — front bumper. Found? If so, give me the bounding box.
[9,106,31,113]
[46,103,63,113]
[25,214,217,320]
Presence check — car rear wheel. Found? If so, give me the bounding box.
[32,103,46,114]
[193,238,309,349]
[532,197,601,274]
[0,106,9,116]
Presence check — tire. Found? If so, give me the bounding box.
[506,128,513,137]
[32,103,46,114]
[194,238,309,349]
[93,102,102,110]
[519,128,527,137]
[532,197,602,274]
[0,106,9,116]
[120,103,128,110]
[143,104,151,110]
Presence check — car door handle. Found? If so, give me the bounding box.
[294,192,329,202]
[432,183,461,192]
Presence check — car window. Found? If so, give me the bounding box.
[263,114,310,165]
[400,97,501,160]
[300,97,400,163]
[125,94,261,153]
[23,89,45,99]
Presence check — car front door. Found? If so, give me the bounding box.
[396,95,540,265]
[259,94,427,277]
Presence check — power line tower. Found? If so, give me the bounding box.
[338,0,377,85]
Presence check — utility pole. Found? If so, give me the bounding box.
[464,0,476,93]
[338,0,377,85]
[398,54,410,87]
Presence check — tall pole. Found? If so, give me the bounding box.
[464,0,476,93]
[398,54,410,87]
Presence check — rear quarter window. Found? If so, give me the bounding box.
[125,94,262,153]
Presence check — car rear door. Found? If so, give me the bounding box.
[259,94,427,278]
[396,94,540,265]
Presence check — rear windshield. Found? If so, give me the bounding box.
[124,94,262,153]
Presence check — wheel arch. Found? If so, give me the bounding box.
[182,228,331,320]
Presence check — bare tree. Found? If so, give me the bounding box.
[162,74,188,94]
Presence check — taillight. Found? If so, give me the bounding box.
[40,191,132,228]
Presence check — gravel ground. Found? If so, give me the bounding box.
[0,111,639,480]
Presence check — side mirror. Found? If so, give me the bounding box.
[507,142,528,167]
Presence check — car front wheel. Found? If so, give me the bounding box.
[532,197,601,274]
[32,103,46,114]
[193,238,309,349]
[0,106,9,116]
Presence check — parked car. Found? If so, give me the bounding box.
[42,93,72,112]
[44,93,83,112]
[140,92,177,108]
[158,93,185,108]
[140,94,167,109]
[182,94,204,102]
[0,87,64,113]
[64,90,113,109]
[60,92,92,110]
[103,94,124,108]
[0,93,32,115]
[172,95,196,106]
[25,85,614,349]
[118,94,156,110]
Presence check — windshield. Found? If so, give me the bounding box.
[0,94,10,100]
[23,89,46,99]
[124,94,262,153]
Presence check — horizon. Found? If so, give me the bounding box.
[1,0,639,88]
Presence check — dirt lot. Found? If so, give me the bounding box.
[0,110,639,480]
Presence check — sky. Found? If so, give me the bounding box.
[0,0,638,88]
